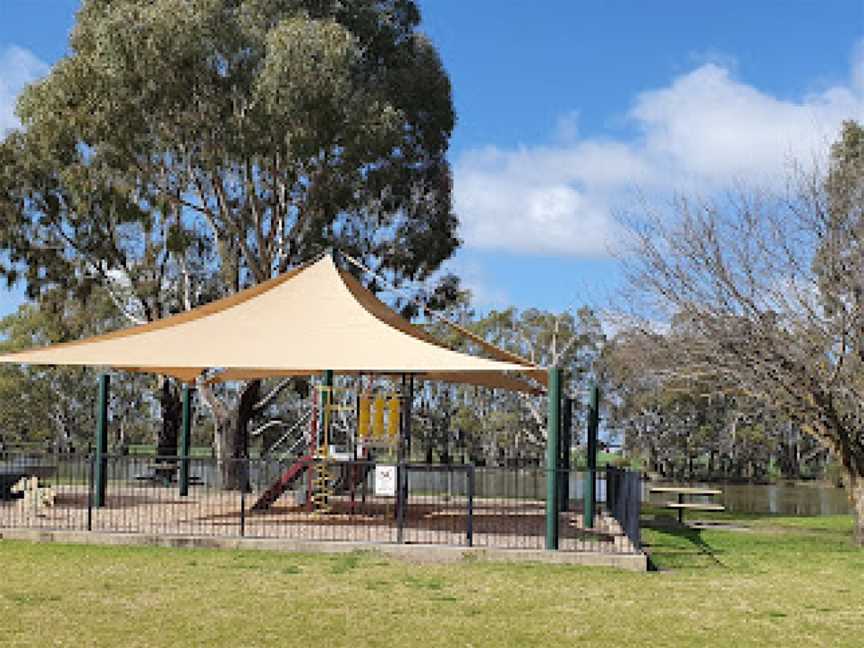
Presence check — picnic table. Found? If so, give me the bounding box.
[649,486,725,524]
[135,461,202,487]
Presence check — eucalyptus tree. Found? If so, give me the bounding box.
[416,305,604,464]
[483,307,605,452]
[0,293,157,453]
[0,127,215,457]
[6,0,460,484]
[621,121,864,544]
[603,324,831,481]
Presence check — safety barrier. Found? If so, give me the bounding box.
[0,453,640,554]
[605,466,642,549]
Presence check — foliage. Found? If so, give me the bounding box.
[0,295,157,451]
[13,0,459,297]
[416,305,604,465]
[0,0,462,475]
[602,328,826,482]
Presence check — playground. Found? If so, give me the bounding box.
[0,454,636,555]
[0,253,641,559]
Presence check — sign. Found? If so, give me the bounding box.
[374,465,397,497]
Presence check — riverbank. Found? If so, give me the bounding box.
[1,511,862,647]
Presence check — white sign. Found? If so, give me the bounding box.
[374,465,397,497]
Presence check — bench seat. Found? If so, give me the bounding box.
[650,486,722,496]
[665,502,726,511]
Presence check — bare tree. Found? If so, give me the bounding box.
[620,122,864,545]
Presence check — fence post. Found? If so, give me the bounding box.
[584,383,599,528]
[396,462,405,544]
[466,465,475,547]
[179,385,193,497]
[559,397,572,512]
[87,454,94,531]
[94,373,110,508]
[545,367,561,550]
[396,374,413,544]
[628,470,641,549]
[605,466,613,518]
[240,463,246,538]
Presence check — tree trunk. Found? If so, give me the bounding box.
[201,380,261,491]
[157,377,182,458]
[852,478,864,547]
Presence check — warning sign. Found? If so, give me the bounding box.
[374,465,397,497]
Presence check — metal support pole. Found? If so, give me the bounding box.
[179,385,193,497]
[240,482,246,537]
[406,375,413,459]
[396,471,405,544]
[559,397,572,512]
[545,367,562,550]
[94,373,110,508]
[466,465,475,547]
[87,454,94,531]
[584,382,600,528]
[396,374,412,544]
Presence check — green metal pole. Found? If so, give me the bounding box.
[179,385,192,497]
[559,397,573,512]
[584,383,600,528]
[545,367,562,550]
[94,373,110,508]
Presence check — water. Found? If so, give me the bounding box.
[411,469,853,516]
[646,481,852,516]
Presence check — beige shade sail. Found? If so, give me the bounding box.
[0,254,545,392]
[202,368,542,394]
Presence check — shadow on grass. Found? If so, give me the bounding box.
[642,516,726,571]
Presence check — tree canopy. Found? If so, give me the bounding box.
[11,0,458,300]
[619,120,864,544]
[0,0,462,478]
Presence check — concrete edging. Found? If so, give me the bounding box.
[0,528,648,572]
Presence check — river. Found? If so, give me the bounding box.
[644,481,852,516]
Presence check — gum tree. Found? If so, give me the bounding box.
[0,127,214,457]
[6,0,459,486]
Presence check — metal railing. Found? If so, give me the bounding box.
[0,453,641,554]
[605,466,642,549]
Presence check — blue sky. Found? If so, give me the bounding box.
[1,0,863,318]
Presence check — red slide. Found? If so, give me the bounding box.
[251,455,313,511]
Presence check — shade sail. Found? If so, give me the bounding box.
[0,254,544,392]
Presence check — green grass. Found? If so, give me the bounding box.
[1,513,863,647]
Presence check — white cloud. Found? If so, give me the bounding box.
[0,46,50,135]
[438,256,509,309]
[455,46,864,257]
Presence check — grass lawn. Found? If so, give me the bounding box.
[1,512,863,647]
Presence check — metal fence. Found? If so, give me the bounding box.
[0,453,642,554]
[605,466,641,549]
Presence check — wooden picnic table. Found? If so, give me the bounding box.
[649,486,725,524]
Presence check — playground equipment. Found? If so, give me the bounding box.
[11,476,55,516]
[251,378,403,513]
